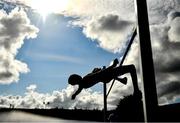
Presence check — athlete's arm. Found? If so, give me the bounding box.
[71,86,83,100]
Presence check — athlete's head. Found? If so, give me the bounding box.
[68,74,82,85]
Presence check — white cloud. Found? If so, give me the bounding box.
[168,17,180,42]
[26,84,37,92]
[0,82,137,110]
[82,13,134,53]
[0,84,104,109]
[0,8,39,84]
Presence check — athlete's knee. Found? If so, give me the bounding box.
[115,65,136,76]
[126,64,136,73]
[128,64,135,68]
[127,65,137,78]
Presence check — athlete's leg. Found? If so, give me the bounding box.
[115,77,127,85]
[115,65,139,92]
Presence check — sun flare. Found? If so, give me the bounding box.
[30,0,69,20]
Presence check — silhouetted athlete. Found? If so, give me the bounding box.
[68,59,140,100]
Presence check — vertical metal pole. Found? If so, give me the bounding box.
[134,0,158,122]
[103,83,107,122]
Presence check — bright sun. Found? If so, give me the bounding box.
[30,0,69,20]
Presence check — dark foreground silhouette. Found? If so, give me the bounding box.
[108,93,144,122]
[69,58,140,99]
[1,96,180,122]
[0,92,144,122]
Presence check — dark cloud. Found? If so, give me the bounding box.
[139,10,180,104]
[0,72,13,80]
[168,11,180,21]
[158,81,180,98]
[153,45,180,74]
[159,59,180,73]
[97,14,132,31]
[168,42,180,50]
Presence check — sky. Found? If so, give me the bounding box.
[0,12,120,95]
[0,0,180,109]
